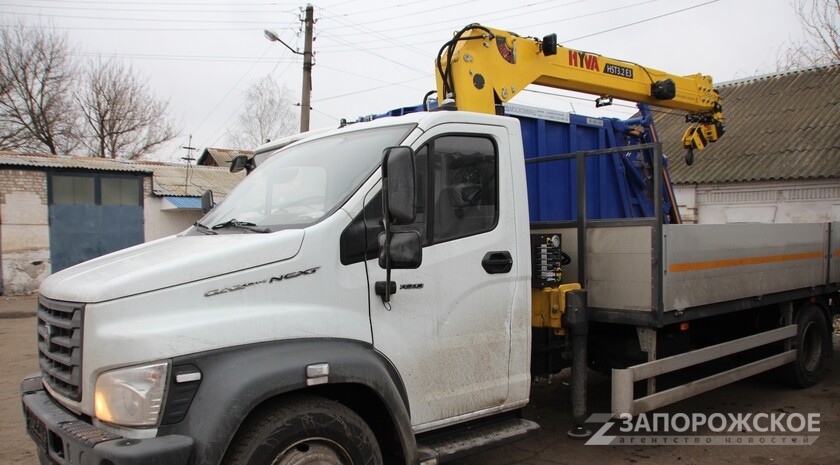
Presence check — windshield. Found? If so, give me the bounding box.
[198,124,414,233]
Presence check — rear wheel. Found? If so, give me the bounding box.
[778,305,831,388]
[224,395,382,465]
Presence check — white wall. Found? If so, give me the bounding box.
[672,184,697,223]
[674,179,840,224]
[143,196,203,241]
[0,170,51,294]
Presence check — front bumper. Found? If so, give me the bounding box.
[20,374,194,465]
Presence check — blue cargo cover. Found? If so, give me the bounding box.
[372,101,677,223]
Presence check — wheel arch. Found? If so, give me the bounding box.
[777,298,834,388]
[793,296,834,356]
[158,338,416,465]
[244,382,413,465]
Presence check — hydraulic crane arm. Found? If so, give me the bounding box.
[435,24,724,159]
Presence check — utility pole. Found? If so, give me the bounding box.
[181,135,196,196]
[300,4,314,133]
[264,4,314,133]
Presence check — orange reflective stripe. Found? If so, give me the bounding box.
[669,251,824,273]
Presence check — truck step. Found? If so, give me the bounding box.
[416,415,540,464]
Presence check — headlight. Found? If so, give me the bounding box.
[94,362,168,427]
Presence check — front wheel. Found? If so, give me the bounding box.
[224,395,382,465]
[778,305,832,388]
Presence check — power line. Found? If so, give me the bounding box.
[561,0,720,43]
[168,42,282,157]
[328,0,439,17]
[10,0,728,156]
[523,88,638,110]
[317,63,422,85]
[315,0,650,46]
[326,0,476,27]
[204,14,304,148]
[70,51,299,63]
[2,10,291,24]
[318,7,430,59]
[19,24,265,31]
[2,3,296,14]
[321,0,563,34]
[206,54,300,148]
[25,0,294,5]
[312,75,429,103]
[186,1,722,106]
[206,73,293,147]
[317,0,707,56]
[313,0,653,56]
[310,106,340,122]
[316,10,428,76]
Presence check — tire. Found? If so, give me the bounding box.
[224,395,383,465]
[778,305,831,388]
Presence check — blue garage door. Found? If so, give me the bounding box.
[48,173,145,273]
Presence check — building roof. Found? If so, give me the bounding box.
[653,64,840,184]
[0,152,153,173]
[0,152,245,198]
[196,147,253,167]
[150,164,244,197]
[163,196,203,209]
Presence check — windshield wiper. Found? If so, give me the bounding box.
[211,218,270,234]
[193,221,218,235]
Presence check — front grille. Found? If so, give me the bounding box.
[37,297,84,401]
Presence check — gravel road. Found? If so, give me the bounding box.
[2,296,837,465]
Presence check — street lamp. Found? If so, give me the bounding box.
[264,4,314,133]
[263,29,300,55]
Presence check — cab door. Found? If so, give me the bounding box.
[368,123,521,429]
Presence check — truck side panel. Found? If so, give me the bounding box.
[535,222,835,316]
[586,225,654,311]
[663,223,829,311]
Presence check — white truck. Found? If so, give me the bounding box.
[21,24,838,465]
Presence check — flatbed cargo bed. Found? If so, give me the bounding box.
[531,143,840,328]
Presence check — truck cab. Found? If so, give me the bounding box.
[22,111,534,465]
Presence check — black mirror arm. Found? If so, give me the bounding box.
[381,176,394,303]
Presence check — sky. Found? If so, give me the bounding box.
[0,0,809,162]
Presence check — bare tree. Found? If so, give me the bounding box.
[227,74,297,149]
[779,0,840,70]
[75,58,176,159]
[0,21,80,154]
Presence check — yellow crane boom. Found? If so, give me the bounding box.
[435,24,724,160]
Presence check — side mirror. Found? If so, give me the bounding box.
[230,155,256,174]
[201,189,215,213]
[378,146,421,303]
[382,146,416,224]
[378,231,422,269]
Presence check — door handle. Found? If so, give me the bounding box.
[482,251,513,274]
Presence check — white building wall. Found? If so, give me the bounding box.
[672,184,697,224]
[0,169,51,294]
[674,179,840,224]
[143,195,202,241]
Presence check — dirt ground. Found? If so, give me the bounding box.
[2,295,838,465]
[1,295,39,465]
